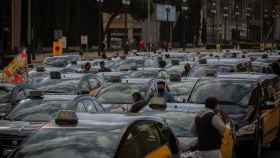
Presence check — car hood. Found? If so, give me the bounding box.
[102,104,132,112]
[0,120,45,136]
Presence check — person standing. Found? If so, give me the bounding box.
[139,39,145,51]
[182,63,191,77]
[130,92,146,113]
[98,61,111,72]
[191,97,226,158]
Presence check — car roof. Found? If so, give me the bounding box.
[217,73,277,82]
[206,58,250,65]
[49,113,165,131]
[122,78,152,84]
[43,94,78,101]
[143,103,205,114]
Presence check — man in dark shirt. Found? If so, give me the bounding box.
[190,97,226,158]
[130,92,146,113]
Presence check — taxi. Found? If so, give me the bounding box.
[30,72,103,95]
[8,111,180,158]
[188,73,280,158]
[0,92,104,157]
[142,103,236,158]
[189,58,252,78]
[94,78,151,112]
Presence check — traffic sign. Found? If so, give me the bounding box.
[81,35,88,45]
[53,41,63,56]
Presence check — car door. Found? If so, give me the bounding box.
[117,121,172,158]
[221,124,235,158]
[261,81,280,145]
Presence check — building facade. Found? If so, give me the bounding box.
[202,0,280,44]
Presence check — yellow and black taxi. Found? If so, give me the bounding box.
[8,111,180,158]
[0,92,104,157]
[187,72,280,158]
[142,103,236,158]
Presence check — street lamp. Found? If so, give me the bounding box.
[96,0,104,56]
[223,6,229,42]
[210,1,217,43]
[122,0,131,51]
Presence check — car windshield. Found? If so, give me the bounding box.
[36,80,79,93]
[169,81,196,103]
[39,81,78,94]
[189,65,235,77]
[170,81,196,96]
[6,99,72,122]
[44,56,80,68]
[97,83,147,104]
[155,112,195,137]
[44,58,69,67]
[189,80,253,106]
[12,128,120,158]
[129,71,159,78]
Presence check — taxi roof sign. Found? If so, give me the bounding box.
[55,110,78,126]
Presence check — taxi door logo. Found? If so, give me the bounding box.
[53,41,63,56]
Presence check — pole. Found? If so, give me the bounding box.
[166,8,170,52]
[147,0,151,52]
[247,16,249,41]
[260,0,264,44]
[212,16,215,43]
[224,16,227,41]
[183,14,186,51]
[98,3,102,56]
[27,0,32,64]
[125,10,128,44]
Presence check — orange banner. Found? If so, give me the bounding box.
[2,49,28,84]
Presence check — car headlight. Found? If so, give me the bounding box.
[237,123,255,136]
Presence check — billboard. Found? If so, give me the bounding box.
[156,4,177,22]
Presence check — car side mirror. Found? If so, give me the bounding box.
[260,101,274,110]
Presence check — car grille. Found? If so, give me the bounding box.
[0,135,25,156]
